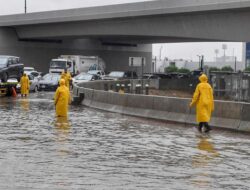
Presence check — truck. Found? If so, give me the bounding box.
[49,55,106,76]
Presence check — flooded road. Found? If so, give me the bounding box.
[0,92,250,190]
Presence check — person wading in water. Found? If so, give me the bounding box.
[190,74,214,133]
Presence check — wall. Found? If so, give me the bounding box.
[73,80,250,133]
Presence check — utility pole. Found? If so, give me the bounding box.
[235,56,237,72]
[25,0,27,14]
[197,55,201,70]
[201,55,204,71]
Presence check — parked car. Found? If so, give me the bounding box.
[25,70,43,80]
[16,74,40,92]
[38,73,61,91]
[103,71,138,80]
[143,73,171,79]
[72,73,101,85]
[87,70,105,79]
[143,74,161,79]
[24,67,35,72]
[0,56,24,82]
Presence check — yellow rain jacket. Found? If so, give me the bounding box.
[20,74,30,95]
[60,71,67,81]
[66,72,72,88]
[190,74,214,122]
[54,79,71,117]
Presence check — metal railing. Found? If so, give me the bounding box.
[210,72,250,102]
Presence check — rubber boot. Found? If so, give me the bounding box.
[198,123,203,133]
[204,123,211,133]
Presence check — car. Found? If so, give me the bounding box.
[87,70,105,79]
[103,71,138,80]
[0,56,24,82]
[143,74,161,79]
[25,70,43,80]
[16,74,40,92]
[143,73,172,79]
[24,67,35,72]
[38,73,61,91]
[72,73,101,85]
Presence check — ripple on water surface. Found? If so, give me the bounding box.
[0,92,250,190]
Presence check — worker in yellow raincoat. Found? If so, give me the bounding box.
[20,73,30,97]
[60,69,71,89]
[190,74,214,133]
[66,71,72,89]
[54,79,71,117]
[60,70,67,81]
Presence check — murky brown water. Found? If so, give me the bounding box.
[0,92,250,190]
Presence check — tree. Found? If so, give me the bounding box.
[165,66,178,73]
[221,66,234,72]
[209,67,220,72]
[244,67,250,72]
[178,68,190,73]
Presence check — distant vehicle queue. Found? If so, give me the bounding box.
[1,54,199,96]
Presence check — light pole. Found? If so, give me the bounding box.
[235,56,237,72]
[214,49,219,62]
[25,0,27,14]
[222,44,227,63]
[197,55,201,69]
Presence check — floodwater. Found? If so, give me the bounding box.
[0,92,250,190]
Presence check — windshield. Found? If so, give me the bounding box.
[108,72,124,78]
[50,61,66,69]
[75,74,92,81]
[0,57,8,65]
[42,74,60,81]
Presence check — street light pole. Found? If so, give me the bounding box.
[197,55,201,70]
[235,56,237,72]
[201,55,204,71]
[25,0,27,14]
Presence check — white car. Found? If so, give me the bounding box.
[72,73,101,85]
[24,67,35,72]
[87,70,105,79]
[25,70,43,80]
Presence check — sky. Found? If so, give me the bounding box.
[0,0,243,62]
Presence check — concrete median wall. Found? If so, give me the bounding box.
[73,81,250,133]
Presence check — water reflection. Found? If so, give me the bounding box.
[55,116,71,132]
[54,116,71,156]
[191,136,219,189]
[19,98,30,112]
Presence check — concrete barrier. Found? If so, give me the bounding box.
[73,80,250,133]
[239,103,250,132]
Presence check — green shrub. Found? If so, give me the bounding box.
[178,68,190,73]
[244,67,250,72]
[221,66,234,72]
[209,67,220,72]
[165,66,178,73]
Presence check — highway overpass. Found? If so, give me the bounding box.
[1,0,250,72]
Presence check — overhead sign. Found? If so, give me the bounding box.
[129,57,146,67]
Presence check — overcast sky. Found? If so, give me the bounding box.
[0,0,243,61]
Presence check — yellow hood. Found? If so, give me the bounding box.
[199,74,208,83]
[59,79,65,86]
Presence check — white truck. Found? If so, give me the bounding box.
[49,55,106,76]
